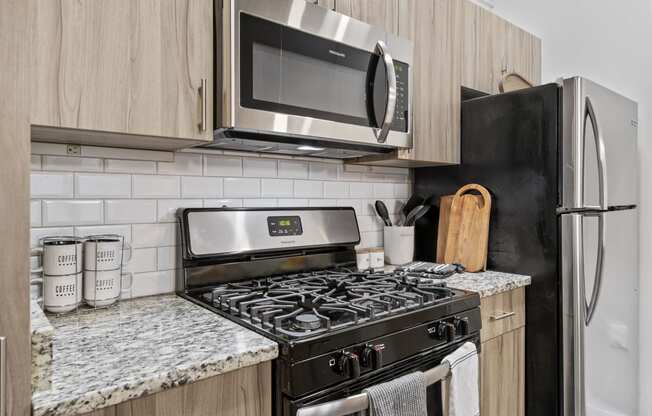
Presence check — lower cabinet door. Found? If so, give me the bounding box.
[80,362,271,416]
[480,327,525,416]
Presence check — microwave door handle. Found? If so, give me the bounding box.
[373,40,397,143]
[584,212,606,325]
[584,96,608,211]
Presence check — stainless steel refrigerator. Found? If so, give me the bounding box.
[414,77,639,416]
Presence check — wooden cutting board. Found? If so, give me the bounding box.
[436,184,491,272]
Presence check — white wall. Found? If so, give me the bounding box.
[29,143,410,299]
[489,1,652,414]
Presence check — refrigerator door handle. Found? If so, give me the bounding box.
[584,96,608,211]
[584,212,606,325]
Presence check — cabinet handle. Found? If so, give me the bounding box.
[489,311,515,321]
[199,78,207,133]
[1,336,6,416]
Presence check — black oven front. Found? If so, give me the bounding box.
[279,335,481,416]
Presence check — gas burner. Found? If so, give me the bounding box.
[293,313,322,330]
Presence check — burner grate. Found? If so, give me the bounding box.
[200,268,461,340]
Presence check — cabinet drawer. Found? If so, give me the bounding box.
[480,288,525,342]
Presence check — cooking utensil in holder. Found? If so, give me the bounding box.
[83,234,132,308]
[30,236,83,314]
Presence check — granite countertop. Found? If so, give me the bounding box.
[31,295,278,416]
[445,270,531,297]
[385,264,531,297]
[31,299,55,391]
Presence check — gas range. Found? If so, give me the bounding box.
[177,207,480,415]
[198,268,468,341]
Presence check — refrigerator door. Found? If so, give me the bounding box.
[561,77,638,210]
[561,208,639,416]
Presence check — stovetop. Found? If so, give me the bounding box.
[194,267,471,342]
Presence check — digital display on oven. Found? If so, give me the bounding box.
[267,216,303,237]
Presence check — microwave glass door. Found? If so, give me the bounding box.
[239,12,408,133]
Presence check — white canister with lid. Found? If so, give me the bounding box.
[356,249,371,271]
[83,235,132,307]
[368,248,385,270]
[31,236,84,314]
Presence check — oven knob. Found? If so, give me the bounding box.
[361,344,384,370]
[454,317,470,336]
[336,351,361,379]
[437,322,456,342]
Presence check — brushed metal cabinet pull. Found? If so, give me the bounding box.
[1,336,6,416]
[199,78,207,133]
[489,311,515,321]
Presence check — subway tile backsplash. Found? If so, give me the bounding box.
[30,145,412,299]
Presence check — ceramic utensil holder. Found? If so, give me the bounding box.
[383,226,415,265]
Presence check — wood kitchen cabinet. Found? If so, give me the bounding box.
[479,288,526,416]
[335,0,400,35]
[80,362,271,416]
[349,0,540,167]
[462,1,541,94]
[31,0,213,151]
[0,1,32,415]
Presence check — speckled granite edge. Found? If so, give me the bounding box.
[446,270,531,297]
[34,346,279,416]
[384,264,531,298]
[31,300,54,392]
[31,295,279,416]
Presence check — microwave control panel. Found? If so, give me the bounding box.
[267,216,303,237]
[392,61,410,133]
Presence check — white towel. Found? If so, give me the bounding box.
[365,371,428,416]
[442,342,480,416]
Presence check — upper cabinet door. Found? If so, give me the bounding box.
[462,2,540,94]
[503,22,542,87]
[335,0,400,35]
[31,0,213,142]
[461,2,503,94]
[397,0,463,164]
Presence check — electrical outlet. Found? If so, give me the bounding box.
[66,144,81,156]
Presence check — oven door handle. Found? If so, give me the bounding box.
[296,360,451,416]
[372,40,397,144]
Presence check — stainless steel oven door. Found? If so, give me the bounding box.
[221,0,413,149]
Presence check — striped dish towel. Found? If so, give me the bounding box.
[364,371,428,416]
[443,342,480,416]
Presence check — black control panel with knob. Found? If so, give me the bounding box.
[361,344,384,370]
[335,351,361,379]
[436,322,457,343]
[454,317,470,336]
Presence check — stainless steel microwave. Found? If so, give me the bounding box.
[207,0,413,159]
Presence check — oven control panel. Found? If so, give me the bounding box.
[267,215,303,237]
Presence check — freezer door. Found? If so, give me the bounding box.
[561,77,638,210]
[561,209,639,416]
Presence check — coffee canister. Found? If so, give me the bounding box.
[83,235,132,307]
[31,236,84,314]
